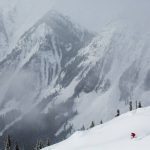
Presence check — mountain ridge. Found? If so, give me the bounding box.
[0,10,94,149]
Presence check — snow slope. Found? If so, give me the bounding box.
[42,107,150,150]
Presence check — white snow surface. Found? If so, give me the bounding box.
[42,107,150,150]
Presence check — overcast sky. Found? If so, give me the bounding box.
[53,0,150,31]
[0,0,150,32]
[53,0,125,31]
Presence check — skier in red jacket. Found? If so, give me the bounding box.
[131,132,136,139]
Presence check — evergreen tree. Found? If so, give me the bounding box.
[136,101,138,109]
[129,101,133,111]
[115,109,120,117]
[68,124,73,135]
[100,120,103,124]
[38,140,43,149]
[5,135,12,150]
[46,138,50,146]
[138,101,142,108]
[81,125,85,131]
[14,143,19,150]
[90,121,95,128]
[34,140,40,150]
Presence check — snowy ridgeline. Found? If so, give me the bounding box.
[42,107,150,150]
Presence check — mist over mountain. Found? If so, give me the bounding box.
[0,0,150,150]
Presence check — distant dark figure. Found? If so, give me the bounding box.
[131,132,136,139]
[115,109,120,117]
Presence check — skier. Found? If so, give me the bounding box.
[131,132,136,139]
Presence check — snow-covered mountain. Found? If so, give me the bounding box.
[0,10,93,113]
[42,106,150,150]
[0,8,94,149]
[0,1,150,150]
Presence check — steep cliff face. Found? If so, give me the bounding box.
[0,10,94,149]
[67,23,150,129]
[0,10,93,109]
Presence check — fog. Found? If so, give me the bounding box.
[0,0,149,117]
[0,0,150,148]
[0,0,150,32]
[0,0,149,114]
[53,0,150,32]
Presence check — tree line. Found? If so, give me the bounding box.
[81,101,142,130]
[4,135,51,150]
[4,101,143,149]
[4,135,19,150]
